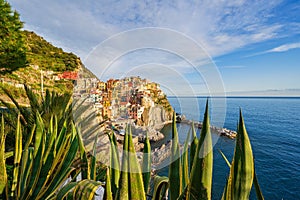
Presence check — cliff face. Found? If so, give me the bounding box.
[140,104,172,129]
[132,104,171,142]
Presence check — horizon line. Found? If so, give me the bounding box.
[167,96,300,98]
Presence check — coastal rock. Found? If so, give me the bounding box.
[133,125,165,142]
[139,105,172,129]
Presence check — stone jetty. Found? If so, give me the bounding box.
[180,119,237,139]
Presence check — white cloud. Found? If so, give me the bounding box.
[7,0,300,95]
[8,0,292,60]
[246,42,300,57]
[266,43,300,53]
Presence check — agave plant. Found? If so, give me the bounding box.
[60,100,264,200]
[114,125,146,200]
[59,125,151,200]
[56,132,104,200]
[0,89,265,200]
[168,100,213,200]
[0,84,73,150]
[92,102,213,200]
[161,100,263,200]
[221,110,264,200]
[0,84,73,128]
[0,112,79,200]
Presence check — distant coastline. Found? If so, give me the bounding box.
[168,88,300,98]
[168,96,300,99]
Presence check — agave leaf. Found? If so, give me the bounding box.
[168,112,182,200]
[44,168,75,200]
[224,109,254,200]
[44,131,71,184]
[253,167,264,200]
[30,144,56,199]
[39,133,79,199]
[108,132,120,197]
[220,151,264,200]
[104,167,113,200]
[56,182,77,200]
[220,151,232,200]
[11,114,22,197]
[75,181,94,199]
[19,147,34,196]
[0,86,29,126]
[218,150,231,168]
[222,175,232,200]
[152,176,169,200]
[73,179,102,200]
[115,125,129,200]
[24,84,41,115]
[81,150,90,180]
[177,185,189,200]
[188,99,213,200]
[37,126,78,198]
[189,122,198,173]
[182,127,191,189]
[128,125,145,200]
[55,121,67,154]
[22,131,45,200]
[76,127,90,180]
[24,123,36,150]
[0,97,18,126]
[4,151,13,159]
[112,132,120,161]
[43,116,56,163]
[34,112,44,157]
[0,115,7,194]
[142,132,151,194]
[90,133,98,181]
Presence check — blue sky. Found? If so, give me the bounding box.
[8,0,300,96]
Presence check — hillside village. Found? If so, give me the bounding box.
[74,76,173,132]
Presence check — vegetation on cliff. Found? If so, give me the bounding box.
[0,0,26,74]
[23,30,81,72]
[0,0,84,104]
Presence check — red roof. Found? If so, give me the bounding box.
[58,71,78,80]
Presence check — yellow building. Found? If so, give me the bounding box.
[97,81,106,91]
[146,82,159,91]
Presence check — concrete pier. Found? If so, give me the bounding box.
[180,119,237,139]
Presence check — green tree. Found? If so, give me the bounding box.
[0,0,26,74]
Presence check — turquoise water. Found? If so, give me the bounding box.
[158,97,300,200]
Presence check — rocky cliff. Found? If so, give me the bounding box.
[132,103,173,143]
[141,105,172,129]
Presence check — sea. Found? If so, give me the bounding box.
[157,97,300,200]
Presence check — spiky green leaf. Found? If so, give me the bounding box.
[152,176,169,200]
[128,126,145,200]
[0,115,7,194]
[168,112,182,200]
[182,127,191,189]
[253,167,264,200]
[56,182,77,200]
[11,114,22,197]
[223,110,254,200]
[142,133,151,194]
[188,99,213,200]
[104,168,113,200]
[90,133,98,181]
[115,126,129,200]
[190,122,198,173]
[108,132,120,197]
